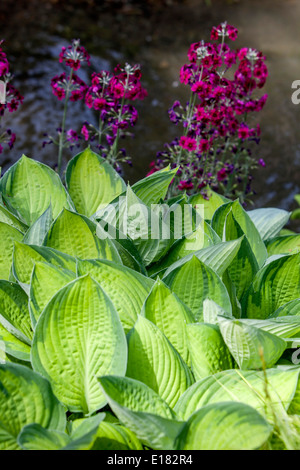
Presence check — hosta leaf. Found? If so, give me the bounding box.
[248,208,291,241]
[29,262,76,326]
[242,253,300,319]
[63,414,106,450]
[31,275,127,414]
[0,323,31,362]
[12,242,76,292]
[266,235,300,256]
[44,208,121,263]
[77,258,154,333]
[0,281,32,344]
[90,421,143,450]
[218,317,286,369]
[0,222,23,280]
[66,147,126,217]
[186,323,235,380]
[132,166,178,206]
[271,299,300,318]
[203,299,233,325]
[0,203,27,232]
[0,155,70,225]
[175,401,272,450]
[163,256,232,321]
[189,187,230,220]
[238,318,300,339]
[99,376,182,450]
[212,200,267,268]
[18,424,70,450]
[22,205,53,246]
[174,368,300,421]
[141,279,194,364]
[127,316,193,407]
[0,363,66,450]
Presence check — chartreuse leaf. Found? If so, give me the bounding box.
[271,299,300,318]
[224,210,259,300]
[31,275,127,414]
[238,318,300,338]
[22,205,53,246]
[63,414,106,450]
[203,299,233,325]
[90,421,143,450]
[98,376,183,450]
[29,262,76,327]
[12,242,76,291]
[163,256,231,321]
[218,317,286,370]
[0,281,32,344]
[0,363,66,450]
[66,147,126,217]
[212,200,267,268]
[186,323,235,380]
[174,368,300,422]
[175,401,272,450]
[0,323,31,362]
[189,187,230,220]
[132,165,178,206]
[77,259,154,333]
[44,208,121,263]
[0,203,27,232]
[265,234,300,256]
[141,279,194,364]
[18,424,70,450]
[242,253,300,319]
[0,155,70,225]
[247,208,291,241]
[0,223,23,280]
[126,315,194,407]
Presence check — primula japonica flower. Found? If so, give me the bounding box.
[51,73,87,102]
[59,39,90,71]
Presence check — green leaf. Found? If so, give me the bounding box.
[126,316,194,407]
[203,299,233,324]
[248,208,291,240]
[63,413,106,450]
[174,368,300,422]
[18,424,70,450]
[22,205,53,246]
[0,222,23,280]
[163,256,232,321]
[66,147,126,217]
[29,262,76,326]
[242,253,300,319]
[91,421,143,450]
[44,208,121,263]
[0,322,31,362]
[212,200,267,268]
[186,323,235,380]
[141,279,193,364]
[271,299,300,318]
[0,203,28,232]
[175,401,272,450]
[0,281,32,344]
[0,155,70,225]
[31,275,127,414]
[237,318,300,339]
[0,363,66,450]
[265,235,300,256]
[132,166,178,206]
[189,187,230,220]
[218,317,286,369]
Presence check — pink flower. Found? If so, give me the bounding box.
[179,136,197,152]
[81,125,89,141]
[238,124,250,140]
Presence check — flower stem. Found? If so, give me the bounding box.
[57,69,73,177]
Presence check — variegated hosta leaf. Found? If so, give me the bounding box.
[175,401,272,450]
[90,421,143,450]
[271,299,300,318]
[31,275,127,414]
[174,368,300,422]
[0,363,66,450]
[0,203,27,232]
[132,165,178,206]
[141,279,194,364]
[65,147,126,217]
[0,155,70,226]
[242,253,300,319]
[22,205,53,246]
[44,208,121,263]
[18,424,71,450]
[12,241,76,292]
[29,262,76,326]
[126,315,194,407]
[237,318,300,339]
[247,208,291,241]
[0,322,31,362]
[218,317,286,370]
[0,281,32,344]
[189,187,230,221]
[77,258,154,334]
[0,222,23,280]
[265,234,300,256]
[212,200,267,268]
[203,299,233,324]
[98,376,183,450]
[186,323,235,380]
[163,256,232,321]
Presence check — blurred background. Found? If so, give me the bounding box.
[1,0,300,212]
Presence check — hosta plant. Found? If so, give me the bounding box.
[0,148,300,450]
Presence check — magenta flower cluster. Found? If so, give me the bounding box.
[148,22,268,202]
[0,40,23,154]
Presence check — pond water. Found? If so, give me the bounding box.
[1,0,300,218]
